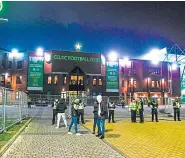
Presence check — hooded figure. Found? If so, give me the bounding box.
[68,99,81,135]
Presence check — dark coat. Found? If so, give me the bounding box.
[93,101,99,118]
[56,100,67,113]
[98,101,108,120]
[71,104,79,117]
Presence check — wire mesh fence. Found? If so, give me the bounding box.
[0,87,28,133]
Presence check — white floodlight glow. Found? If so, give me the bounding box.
[36,47,44,56]
[5,73,8,79]
[101,55,106,65]
[172,63,178,70]
[45,53,51,63]
[152,60,159,65]
[11,49,19,57]
[108,51,118,61]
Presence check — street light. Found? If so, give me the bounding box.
[108,51,118,62]
[36,47,44,56]
[172,63,178,70]
[11,49,19,57]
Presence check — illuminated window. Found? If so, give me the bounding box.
[152,81,155,87]
[48,76,52,85]
[156,81,160,88]
[64,76,67,85]
[98,78,102,86]
[128,81,131,87]
[93,78,97,86]
[134,81,136,88]
[16,76,22,84]
[6,76,11,85]
[54,75,58,85]
[122,80,124,87]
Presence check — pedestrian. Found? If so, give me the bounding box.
[28,97,32,108]
[108,100,116,123]
[173,99,181,121]
[68,99,81,135]
[129,98,137,123]
[137,98,144,123]
[52,99,58,125]
[151,99,159,122]
[56,99,68,129]
[92,100,100,135]
[96,95,108,139]
[121,99,125,108]
[77,99,85,124]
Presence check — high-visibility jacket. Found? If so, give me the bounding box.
[173,101,181,109]
[130,101,137,110]
[137,101,143,110]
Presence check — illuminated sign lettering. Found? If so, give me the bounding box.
[53,55,100,62]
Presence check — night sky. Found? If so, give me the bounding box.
[0,1,185,57]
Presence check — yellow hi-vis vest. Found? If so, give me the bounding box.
[130,101,137,110]
[137,101,142,110]
[175,102,181,109]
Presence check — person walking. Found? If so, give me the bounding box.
[137,98,144,123]
[96,95,108,139]
[108,100,116,123]
[52,99,58,125]
[173,99,181,121]
[151,99,159,122]
[68,99,81,135]
[92,100,101,135]
[129,98,137,123]
[77,100,85,124]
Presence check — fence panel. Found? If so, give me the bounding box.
[0,87,28,133]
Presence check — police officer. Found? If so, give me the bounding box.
[129,98,137,123]
[77,100,85,124]
[173,99,181,121]
[108,100,116,123]
[137,98,144,123]
[151,99,159,122]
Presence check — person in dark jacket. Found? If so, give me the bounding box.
[56,99,67,128]
[108,100,116,123]
[68,99,81,135]
[92,100,101,135]
[150,99,159,122]
[52,99,59,125]
[137,98,144,123]
[96,95,108,139]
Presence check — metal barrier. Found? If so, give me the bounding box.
[0,87,28,133]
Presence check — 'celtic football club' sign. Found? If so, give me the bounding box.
[27,57,44,91]
[106,62,119,92]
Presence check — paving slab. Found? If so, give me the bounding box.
[1,108,123,158]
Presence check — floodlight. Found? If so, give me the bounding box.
[172,63,178,70]
[108,51,118,61]
[36,47,44,56]
[11,49,19,57]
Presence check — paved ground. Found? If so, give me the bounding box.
[1,107,123,158]
[84,118,185,158]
